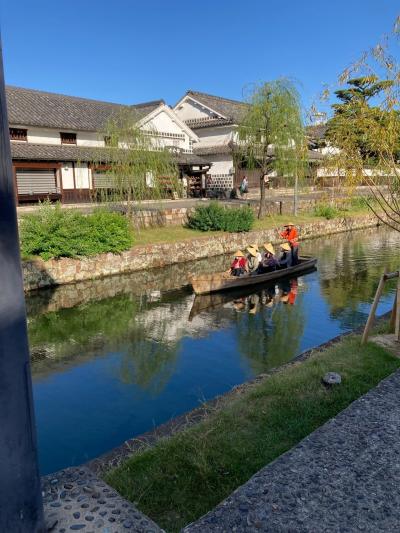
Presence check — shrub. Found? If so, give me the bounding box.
[187,202,254,232]
[313,203,340,220]
[20,202,133,260]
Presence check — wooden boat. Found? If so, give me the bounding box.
[189,256,317,295]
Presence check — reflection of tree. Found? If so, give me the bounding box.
[29,292,182,395]
[119,339,180,396]
[235,288,305,374]
[319,232,399,327]
[28,294,139,360]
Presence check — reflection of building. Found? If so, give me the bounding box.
[7,86,211,204]
[133,295,232,343]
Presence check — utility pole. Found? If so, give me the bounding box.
[0,39,45,532]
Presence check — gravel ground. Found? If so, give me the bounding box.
[184,368,400,533]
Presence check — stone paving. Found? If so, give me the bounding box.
[43,466,163,532]
[184,367,400,532]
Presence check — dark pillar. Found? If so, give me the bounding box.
[0,40,45,532]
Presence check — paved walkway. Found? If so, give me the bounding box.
[184,368,400,532]
[43,466,162,532]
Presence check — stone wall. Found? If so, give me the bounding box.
[134,198,326,228]
[23,214,379,292]
[134,207,195,228]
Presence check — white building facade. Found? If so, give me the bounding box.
[174,91,248,193]
[7,86,209,204]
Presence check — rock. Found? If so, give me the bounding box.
[322,372,342,386]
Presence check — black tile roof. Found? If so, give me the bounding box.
[11,141,212,166]
[177,152,211,166]
[6,86,163,132]
[193,144,234,156]
[11,142,106,162]
[185,117,233,129]
[184,90,248,124]
[194,141,324,161]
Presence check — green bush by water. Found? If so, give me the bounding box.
[313,203,340,219]
[20,202,133,260]
[187,202,254,232]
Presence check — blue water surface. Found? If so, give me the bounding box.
[28,227,400,474]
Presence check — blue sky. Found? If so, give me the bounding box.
[0,1,398,116]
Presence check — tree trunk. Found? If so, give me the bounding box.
[258,174,266,219]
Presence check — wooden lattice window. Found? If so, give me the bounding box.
[10,128,27,141]
[60,132,77,144]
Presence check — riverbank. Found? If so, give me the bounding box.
[23,212,379,291]
[104,326,400,532]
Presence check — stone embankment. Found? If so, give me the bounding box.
[23,214,379,292]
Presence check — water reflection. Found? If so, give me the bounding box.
[28,227,400,474]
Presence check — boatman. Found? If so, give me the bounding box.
[280,222,299,265]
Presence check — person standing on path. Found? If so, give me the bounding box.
[240,176,249,199]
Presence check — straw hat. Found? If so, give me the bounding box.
[281,243,291,251]
[284,222,295,227]
[264,242,275,255]
[234,250,244,257]
[250,243,259,251]
[247,247,257,257]
[249,306,258,315]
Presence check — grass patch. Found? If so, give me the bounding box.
[132,213,324,247]
[105,334,400,532]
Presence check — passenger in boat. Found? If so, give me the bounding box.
[247,246,260,274]
[258,242,279,273]
[250,243,263,264]
[278,243,293,269]
[230,250,247,277]
[280,222,299,265]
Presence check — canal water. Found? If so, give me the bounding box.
[28,227,400,475]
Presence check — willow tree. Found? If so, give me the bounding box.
[93,107,179,218]
[322,17,400,232]
[236,79,307,218]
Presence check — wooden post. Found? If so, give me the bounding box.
[395,275,400,341]
[390,291,397,332]
[361,267,387,344]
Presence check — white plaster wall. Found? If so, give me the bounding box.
[320,144,340,155]
[208,155,234,176]
[144,110,183,135]
[27,127,61,145]
[74,164,91,189]
[61,162,74,189]
[77,132,104,147]
[174,98,220,121]
[195,126,234,147]
[142,109,193,152]
[13,126,105,147]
